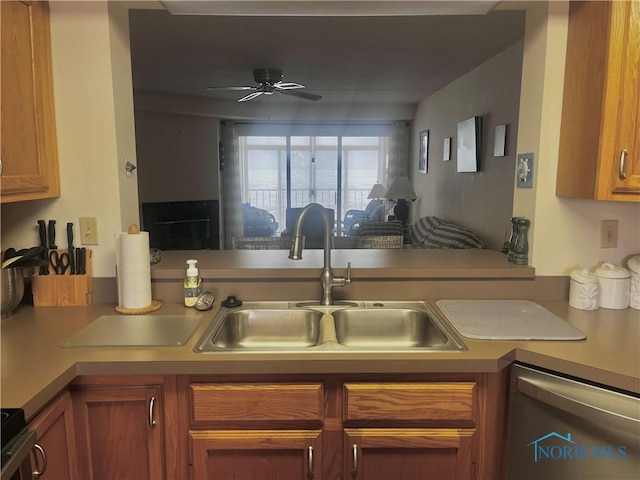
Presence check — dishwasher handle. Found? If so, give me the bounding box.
[517,376,640,436]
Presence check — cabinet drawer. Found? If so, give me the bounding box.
[343,382,476,423]
[191,383,323,423]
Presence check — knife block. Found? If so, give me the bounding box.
[32,249,93,307]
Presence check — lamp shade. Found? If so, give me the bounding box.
[384,176,417,200]
[367,183,387,199]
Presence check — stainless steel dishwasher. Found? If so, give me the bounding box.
[507,363,640,479]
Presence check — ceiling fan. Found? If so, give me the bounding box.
[206,68,323,102]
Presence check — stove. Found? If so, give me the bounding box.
[1,409,26,450]
[1,408,34,480]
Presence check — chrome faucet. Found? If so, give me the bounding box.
[288,203,351,305]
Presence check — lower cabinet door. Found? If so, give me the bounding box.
[344,428,476,480]
[73,385,164,479]
[190,430,322,480]
[27,391,79,480]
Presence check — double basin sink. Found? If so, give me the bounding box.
[194,301,466,353]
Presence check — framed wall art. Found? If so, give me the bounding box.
[494,124,507,157]
[456,116,482,172]
[418,130,429,174]
[443,137,451,161]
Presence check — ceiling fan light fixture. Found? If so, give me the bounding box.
[206,67,322,102]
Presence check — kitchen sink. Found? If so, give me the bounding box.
[194,301,466,353]
[332,308,450,348]
[203,308,323,350]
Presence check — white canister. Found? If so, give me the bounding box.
[569,269,600,310]
[593,263,630,309]
[626,255,640,310]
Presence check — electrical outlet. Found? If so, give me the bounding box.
[600,220,618,248]
[79,217,99,245]
[516,153,534,188]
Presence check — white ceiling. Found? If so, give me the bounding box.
[128,3,525,108]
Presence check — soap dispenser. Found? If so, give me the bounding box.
[184,259,202,307]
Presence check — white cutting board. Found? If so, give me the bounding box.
[62,314,203,347]
[436,300,587,341]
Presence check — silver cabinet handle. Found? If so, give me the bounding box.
[619,149,628,179]
[32,443,48,478]
[351,443,358,477]
[148,396,157,428]
[307,445,314,479]
[517,377,640,435]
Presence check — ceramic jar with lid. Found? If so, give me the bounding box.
[569,269,600,310]
[626,255,640,310]
[593,263,630,309]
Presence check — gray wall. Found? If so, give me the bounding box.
[412,41,524,250]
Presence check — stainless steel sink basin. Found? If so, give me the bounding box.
[333,308,450,348]
[194,301,466,353]
[196,307,323,351]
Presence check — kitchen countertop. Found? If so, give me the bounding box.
[151,248,536,280]
[2,300,638,420]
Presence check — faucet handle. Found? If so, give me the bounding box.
[345,261,352,285]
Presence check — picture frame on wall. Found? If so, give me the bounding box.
[456,116,482,172]
[443,137,451,161]
[494,124,507,157]
[419,130,429,174]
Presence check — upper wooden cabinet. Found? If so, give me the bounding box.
[556,0,640,202]
[1,0,60,203]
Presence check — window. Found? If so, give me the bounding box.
[238,124,389,234]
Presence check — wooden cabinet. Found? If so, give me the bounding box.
[190,430,322,479]
[184,374,507,480]
[24,372,507,479]
[556,0,640,202]
[344,429,474,480]
[27,391,79,480]
[0,0,60,203]
[187,382,324,479]
[70,376,167,480]
[342,382,477,480]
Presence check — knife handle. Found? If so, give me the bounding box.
[38,220,49,275]
[66,222,74,248]
[77,248,86,275]
[47,220,57,249]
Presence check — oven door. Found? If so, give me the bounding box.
[1,429,36,480]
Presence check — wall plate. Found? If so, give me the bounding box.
[516,153,534,188]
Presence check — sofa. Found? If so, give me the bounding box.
[409,216,484,249]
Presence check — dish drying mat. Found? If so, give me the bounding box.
[435,300,586,341]
[62,315,203,347]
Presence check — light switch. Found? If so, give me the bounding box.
[79,217,99,245]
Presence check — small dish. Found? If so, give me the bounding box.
[195,292,215,311]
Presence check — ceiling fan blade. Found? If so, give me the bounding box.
[206,85,256,91]
[274,82,305,90]
[278,89,323,101]
[238,91,264,102]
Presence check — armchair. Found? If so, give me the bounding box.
[242,203,279,237]
[343,200,384,234]
[281,206,335,249]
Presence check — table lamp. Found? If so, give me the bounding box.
[384,176,417,224]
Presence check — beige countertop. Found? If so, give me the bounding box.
[151,249,536,280]
[2,300,638,420]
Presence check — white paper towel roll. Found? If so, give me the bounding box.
[116,231,152,309]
